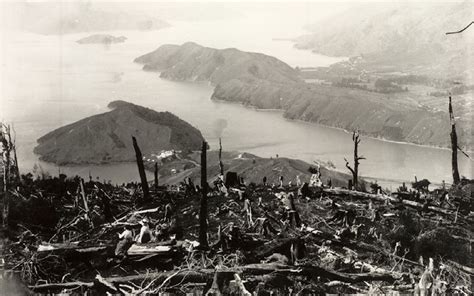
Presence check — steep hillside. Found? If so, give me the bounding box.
[34,101,204,165]
[212,80,472,149]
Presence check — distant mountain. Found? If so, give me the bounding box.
[153,151,352,188]
[77,34,127,44]
[34,101,204,165]
[14,2,169,35]
[294,2,473,79]
[135,43,471,150]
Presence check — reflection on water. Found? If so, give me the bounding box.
[1,20,472,186]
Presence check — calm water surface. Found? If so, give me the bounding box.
[1,18,472,187]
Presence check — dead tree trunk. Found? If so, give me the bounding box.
[199,141,209,249]
[1,124,12,227]
[132,136,150,202]
[154,162,158,190]
[289,193,302,228]
[3,125,11,188]
[7,125,20,182]
[79,178,93,228]
[219,138,224,176]
[345,131,365,190]
[449,96,460,185]
[1,124,22,227]
[12,139,20,182]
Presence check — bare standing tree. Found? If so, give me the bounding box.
[199,141,209,249]
[445,24,472,184]
[219,138,224,176]
[449,96,461,185]
[154,162,159,190]
[345,130,365,190]
[1,123,20,227]
[132,136,150,202]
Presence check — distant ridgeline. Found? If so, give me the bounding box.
[17,2,169,35]
[135,42,471,150]
[294,2,473,79]
[34,101,204,165]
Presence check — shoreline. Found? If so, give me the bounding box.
[151,74,471,153]
[211,96,473,154]
[34,149,436,189]
[36,157,444,189]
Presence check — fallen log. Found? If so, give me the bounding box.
[447,260,474,275]
[29,270,209,293]
[105,206,161,228]
[127,244,174,255]
[323,188,456,216]
[29,263,402,292]
[105,269,209,285]
[250,237,297,261]
[37,242,109,255]
[304,228,423,268]
[325,280,368,293]
[380,284,414,291]
[212,263,401,283]
[28,281,94,292]
[105,263,402,284]
[297,264,401,283]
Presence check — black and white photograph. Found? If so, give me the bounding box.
[0,0,472,294]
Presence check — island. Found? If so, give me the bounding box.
[77,34,127,44]
[134,42,299,85]
[34,100,204,165]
